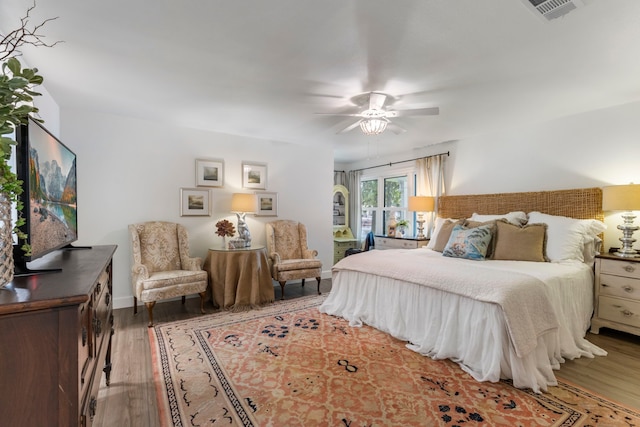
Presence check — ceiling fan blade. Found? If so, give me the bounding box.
[369,92,387,110]
[387,107,440,117]
[315,112,364,117]
[387,123,407,135]
[337,120,363,134]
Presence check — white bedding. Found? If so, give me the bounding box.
[319,248,606,393]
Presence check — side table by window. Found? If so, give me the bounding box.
[204,245,275,310]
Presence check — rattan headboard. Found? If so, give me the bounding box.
[438,187,603,222]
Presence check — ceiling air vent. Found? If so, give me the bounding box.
[521,0,585,21]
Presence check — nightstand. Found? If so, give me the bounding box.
[591,253,640,336]
[374,235,429,250]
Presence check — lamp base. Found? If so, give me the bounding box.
[615,212,639,258]
[415,218,426,240]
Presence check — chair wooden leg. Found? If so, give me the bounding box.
[199,292,206,314]
[181,295,186,305]
[316,277,321,295]
[145,301,156,328]
[279,281,287,300]
[133,296,138,315]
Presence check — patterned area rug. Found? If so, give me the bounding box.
[149,294,639,426]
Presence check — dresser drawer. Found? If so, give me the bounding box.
[599,258,640,279]
[375,237,428,250]
[598,295,640,328]
[598,274,640,300]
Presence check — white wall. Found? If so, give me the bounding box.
[56,110,333,308]
[342,100,640,252]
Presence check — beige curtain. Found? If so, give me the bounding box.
[347,169,362,239]
[415,155,446,238]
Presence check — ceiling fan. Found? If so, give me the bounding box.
[317,91,439,136]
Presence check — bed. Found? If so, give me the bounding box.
[319,187,607,393]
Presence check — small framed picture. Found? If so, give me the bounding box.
[195,159,224,187]
[242,162,267,190]
[180,188,211,216]
[256,192,278,216]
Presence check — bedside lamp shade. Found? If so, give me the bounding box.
[408,196,435,240]
[231,193,257,213]
[408,196,435,213]
[602,184,640,258]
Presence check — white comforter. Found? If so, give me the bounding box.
[319,248,606,392]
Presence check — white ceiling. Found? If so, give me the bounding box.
[2,0,640,163]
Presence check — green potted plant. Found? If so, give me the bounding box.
[0,6,58,284]
[395,219,409,237]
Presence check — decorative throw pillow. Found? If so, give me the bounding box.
[492,219,548,262]
[463,219,498,257]
[442,224,493,260]
[429,219,465,252]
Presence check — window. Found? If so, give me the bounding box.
[359,166,416,237]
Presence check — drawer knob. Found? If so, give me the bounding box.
[624,265,636,273]
[623,285,634,293]
[622,309,634,317]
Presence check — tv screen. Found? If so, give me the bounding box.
[14,117,77,272]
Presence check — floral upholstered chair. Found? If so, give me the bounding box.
[129,221,208,327]
[265,219,322,299]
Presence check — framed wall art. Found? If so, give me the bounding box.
[195,158,224,187]
[180,188,211,216]
[242,162,267,190]
[256,192,278,216]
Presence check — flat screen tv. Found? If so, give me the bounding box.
[13,117,78,275]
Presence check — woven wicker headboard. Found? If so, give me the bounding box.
[438,187,603,222]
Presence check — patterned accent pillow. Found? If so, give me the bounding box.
[442,224,493,260]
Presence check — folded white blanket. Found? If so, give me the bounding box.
[332,249,559,358]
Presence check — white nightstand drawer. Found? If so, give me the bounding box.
[598,295,640,328]
[599,274,640,300]
[599,258,640,279]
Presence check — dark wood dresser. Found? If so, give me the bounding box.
[0,245,117,427]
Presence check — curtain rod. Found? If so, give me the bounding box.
[350,151,450,173]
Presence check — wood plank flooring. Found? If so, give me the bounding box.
[94,280,640,426]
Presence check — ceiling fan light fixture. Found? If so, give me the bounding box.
[360,118,388,135]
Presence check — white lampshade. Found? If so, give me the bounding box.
[360,118,388,135]
[602,184,640,211]
[231,193,257,213]
[408,196,435,212]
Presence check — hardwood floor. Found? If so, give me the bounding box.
[95,279,640,425]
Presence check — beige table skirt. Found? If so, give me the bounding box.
[204,247,275,311]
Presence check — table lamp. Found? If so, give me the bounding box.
[230,193,257,248]
[602,183,640,258]
[408,196,435,240]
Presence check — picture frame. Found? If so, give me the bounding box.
[195,158,224,187]
[256,192,278,216]
[180,188,211,216]
[242,162,267,190]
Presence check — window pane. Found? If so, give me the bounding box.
[361,179,378,208]
[360,209,375,237]
[384,176,407,208]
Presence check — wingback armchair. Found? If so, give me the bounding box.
[129,221,208,326]
[265,220,322,299]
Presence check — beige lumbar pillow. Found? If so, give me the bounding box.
[492,219,548,262]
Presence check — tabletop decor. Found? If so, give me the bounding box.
[214,219,235,247]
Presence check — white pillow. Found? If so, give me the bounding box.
[470,211,527,226]
[426,217,454,249]
[526,211,606,263]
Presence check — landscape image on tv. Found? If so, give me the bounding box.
[27,124,77,258]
